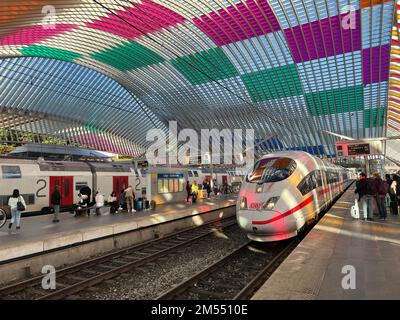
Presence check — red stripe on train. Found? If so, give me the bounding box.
[252,195,314,225]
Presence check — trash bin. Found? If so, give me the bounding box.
[150,200,156,210]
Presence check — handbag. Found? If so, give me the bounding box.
[350,199,359,219]
[17,196,26,212]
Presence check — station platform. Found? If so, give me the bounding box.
[253,184,400,300]
[0,195,236,265]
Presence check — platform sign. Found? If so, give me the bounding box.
[336,141,382,157]
[348,143,370,156]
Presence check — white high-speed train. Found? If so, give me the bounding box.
[237,151,353,242]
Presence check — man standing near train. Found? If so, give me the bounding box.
[51,185,61,223]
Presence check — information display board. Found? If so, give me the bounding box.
[347,143,370,156]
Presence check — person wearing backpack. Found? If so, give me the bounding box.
[8,189,26,230]
[373,173,387,220]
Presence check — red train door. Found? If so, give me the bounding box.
[113,176,128,195]
[49,176,74,206]
[222,175,228,185]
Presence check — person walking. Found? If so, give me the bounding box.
[8,189,26,230]
[51,185,61,223]
[124,185,136,213]
[373,173,388,220]
[186,181,191,203]
[191,181,199,204]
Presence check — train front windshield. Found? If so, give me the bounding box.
[246,157,296,183]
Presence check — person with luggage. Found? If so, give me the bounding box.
[373,173,388,220]
[355,173,370,220]
[51,185,61,223]
[191,181,199,204]
[363,174,377,221]
[186,181,191,203]
[8,189,26,230]
[124,185,136,213]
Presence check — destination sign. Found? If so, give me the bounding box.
[347,143,370,156]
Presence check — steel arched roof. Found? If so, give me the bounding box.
[0,0,396,158]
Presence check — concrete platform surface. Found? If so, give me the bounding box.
[252,184,400,300]
[0,195,236,263]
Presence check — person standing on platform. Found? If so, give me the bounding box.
[355,173,369,220]
[118,190,125,211]
[191,181,199,204]
[95,191,104,215]
[373,173,388,220]
[124,185,136,213]
[388,174,398,215]
[51,185,61,223]
[8,189,26,230]
[363,174,377,221]
[186,181,191,203]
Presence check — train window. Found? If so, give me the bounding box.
[75,182,88,191]
[188,171,193,177]
[194,171,199,177]
[297,171,319,196]
[2,166,21,179]
[246,157,296,183]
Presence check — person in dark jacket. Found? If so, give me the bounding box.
[51,185,61,223]
[355,172,373,220]
[373,172,387,220]
[79,185,91,215]
[186,181,191,203]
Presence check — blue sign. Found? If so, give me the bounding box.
[158,173,184,179]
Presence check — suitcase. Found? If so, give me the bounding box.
[350,199,360,219]
[135,200,143,211]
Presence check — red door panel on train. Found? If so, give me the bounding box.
[49,176,74,206]
[113,176,128,195]
[222,175,228,185]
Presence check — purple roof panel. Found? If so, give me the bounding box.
[193,0,280,46]
[284,10,361,63]
[362,44,391,84]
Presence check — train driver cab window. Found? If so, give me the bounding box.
[246,157,296,183]
[2,166,21,179]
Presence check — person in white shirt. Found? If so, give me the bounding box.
[95,191,104,215]
[8,189,26,230]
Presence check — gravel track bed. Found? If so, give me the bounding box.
[78,225,248,300]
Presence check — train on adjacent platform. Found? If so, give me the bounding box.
[0,158,243,217]
[236,151,353,242]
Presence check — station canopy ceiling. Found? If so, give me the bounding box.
[0,0,399,160]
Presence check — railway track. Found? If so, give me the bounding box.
[156,239,296,300]
[0,216,237,300]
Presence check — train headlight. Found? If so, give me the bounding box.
[240,196,248,209]
[263,196,280,210]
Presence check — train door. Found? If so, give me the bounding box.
[113,176,128,195]
[222,175,228,185]
[49,176,73,206]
